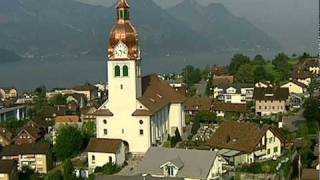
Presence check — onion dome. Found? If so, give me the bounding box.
[108,0,139,60]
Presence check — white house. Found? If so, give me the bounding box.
[209,121,285,166]
[85,138,125,174]
[93,0,186,155]
[214,84,253,104]
[137,147,226,180]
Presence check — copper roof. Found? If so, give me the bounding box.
[85,138,122,153]
[137,74,186,115]
[108,0,138,60]
[117,0,130,9]
[209,121,285,153]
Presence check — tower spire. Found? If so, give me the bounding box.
[117,0,130,21]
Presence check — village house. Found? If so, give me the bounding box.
[183,96,212,116]
[80,106,98,122]
[0,159,18,180]
[211,65,229,77]
[13,120,47,145]
[0,128,12,147]
[292,58,320,86]
[0,88,17,101]
[137,147,226,180]
[253,87,289,116]
[0,143,52,174]
[211,102,247,118]
[255,82,273,88]
[280,80,308,94]
[214,83,254,103]
[85,138,125,174]
[209,121,286,167]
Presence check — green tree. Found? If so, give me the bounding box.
[228,54,251,75]
[191,119,200,135]
[182,65,202,87]
[49,94,66,105]
[235,63,255,83]
[170,128,182,147]
[44,170,63,180]
[54,126,84,160]
[195,111,217,124]
[299,52,312,59]
[63,159,76,180]
[32,86,51,120]
[303,98,320,125]
[253,54,265,65]
[272,53,291,80]
[205,76,213,96]
[94,162,121,175]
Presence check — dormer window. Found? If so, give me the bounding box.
[167,166,175,176]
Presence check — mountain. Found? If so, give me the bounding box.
[168,0,280,52]
[0,49,21,63]
[0,0,280,62]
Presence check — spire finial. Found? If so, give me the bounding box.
[117,0,130,9]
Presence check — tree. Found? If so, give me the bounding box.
[191,119,200,135]
[194,111,217,124]
[82,121,96,139]
[253,54,265,65]
[272,53,291,80]
[205,76,213,96]
[253,66,274,83]
[228,54,251,75]
[94,162,121,175]
[49,94,66,105]
[235,63,255,83]
[44,170,63,180]
[54,126,84,160]
[32,86,51,120]
[182,65,202,87]
[303,98,320,125]
[63,159,76,180]
[170,128,182,147]
[299,52,312,59]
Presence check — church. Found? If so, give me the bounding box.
[90,0,186,156]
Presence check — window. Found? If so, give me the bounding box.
[103,120,107,124]
[267,149,270,154]
[167,166,174,176]
[109,156,112,163]
[139,129,144,135]
[122,129,125,134]
[269,137,273,143]
[139,120,143,125]
[92,155,95,161]
[120,84,123,90]
[259,106,261,109]
[123,65,129,77]
[115,65,121,77]
[104,129,108,135]
[274,147,278,153]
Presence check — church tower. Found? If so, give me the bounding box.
[107,0,142,111]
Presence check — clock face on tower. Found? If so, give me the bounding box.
[114,41,128,59]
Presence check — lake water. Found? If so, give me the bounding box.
[0,52,273,90]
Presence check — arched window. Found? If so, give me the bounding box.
[115,65,120,77]
[123,65,129,77]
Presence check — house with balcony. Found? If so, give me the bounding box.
[209,121,285,167]
[137,147,225,179]
[0,143,52,174]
